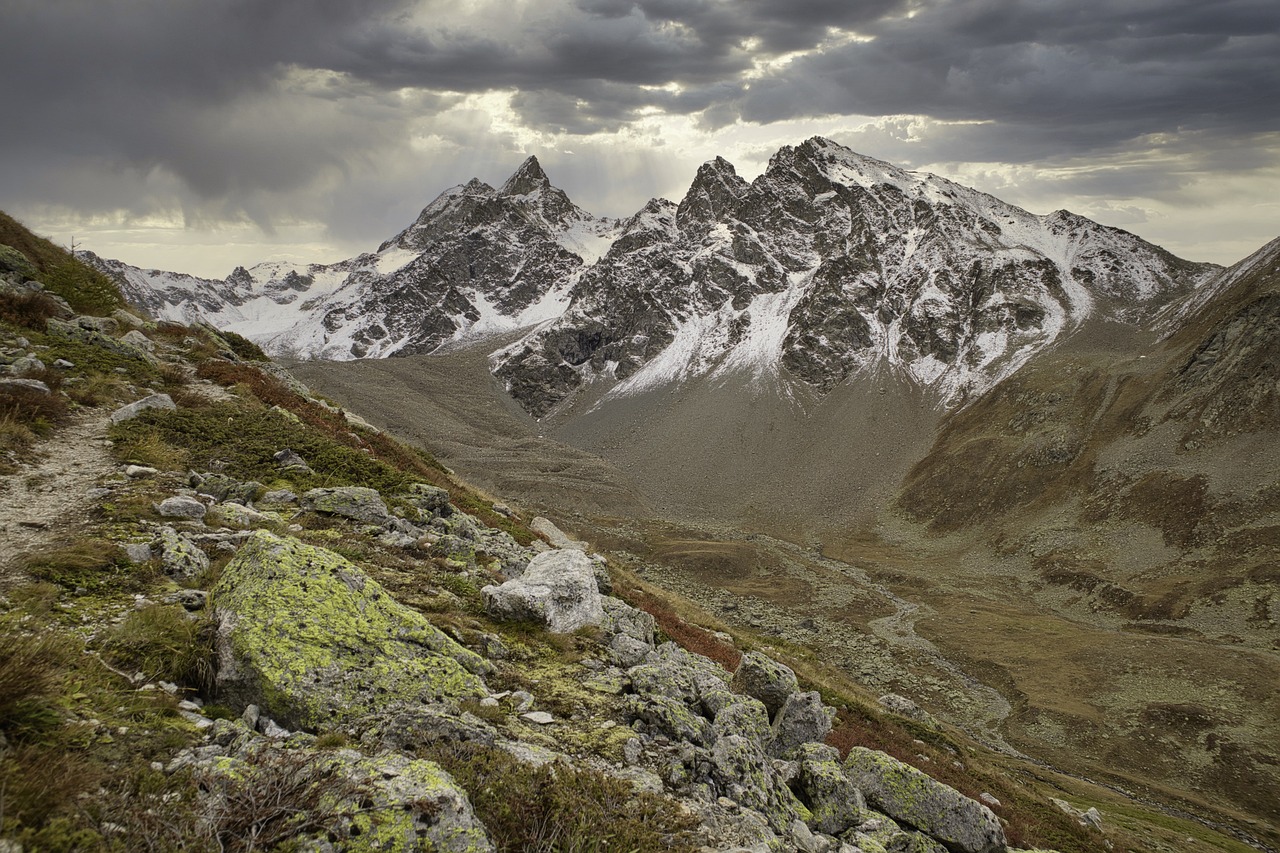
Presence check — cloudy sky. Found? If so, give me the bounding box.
[3,0,1278,276]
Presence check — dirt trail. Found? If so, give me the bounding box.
[0,413,116,585]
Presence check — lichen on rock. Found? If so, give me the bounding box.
[212,530,490,731]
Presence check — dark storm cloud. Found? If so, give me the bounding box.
[729,0,1280,161]
[3,0,1278,242]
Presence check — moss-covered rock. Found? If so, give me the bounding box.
[301,486,390,524]
[0,244,38,280]
[844,747,1007,853]
[212,531,489,731]
[731,650,799,720]
[707,733,810,835]
[793,742,865,835]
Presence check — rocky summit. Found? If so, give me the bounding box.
[94,138,1216,418]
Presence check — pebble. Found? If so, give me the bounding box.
[520,711,554,725]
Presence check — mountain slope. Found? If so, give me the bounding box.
[97,139,1217,420]
[493,137,1216,417]
[93,156,619,360]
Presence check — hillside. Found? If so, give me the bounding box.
[1,218,1264,852]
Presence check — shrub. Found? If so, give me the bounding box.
[428,741,698,853]
[216,328,268,361]
[0,290,61,330]
[100,605,218,694]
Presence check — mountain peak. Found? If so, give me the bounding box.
[501,155,551,196]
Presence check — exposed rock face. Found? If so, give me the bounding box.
[91,155,619,360]
[731,650,800,719]
[301,486,390,525]
[212,531,490,730]
[97,138,1214,418]
[481,549,605,633]
[845,746,1007,853]
[492,137,1215,416]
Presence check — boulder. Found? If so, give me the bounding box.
[272,447,313,474]
[190,471,261,504]
[0,377,50,394]
[769,691,835,758]
[156,526,210,579]
[707,733,810,834]
[530,516,587,550]
[481,549,604,633]
[879,693,940,729]
[711,694,772,745]
[121,329,154,352]
[793,743,865,835]
[398,483,453,519]
[109,392,175,424]
[626,693,713,747]
[155,495,207,520]
[212,531,489,730]
[0,245,37,279]
[844,747,1006,853]
[731,651,799,720]
[301,486,389,524]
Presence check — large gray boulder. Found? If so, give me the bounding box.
[769,690,835,758]
[301,486,390,525]
[110,392,176,424]
[212,531,489,730]
[481,549,604,633]
[731,651,799,720]
[155,526,210,579]
[844,747,1007,853]
[793,743,865,835]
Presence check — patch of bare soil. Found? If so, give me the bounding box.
[0,413,115,586]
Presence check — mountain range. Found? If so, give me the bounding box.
[93,137,1219,418]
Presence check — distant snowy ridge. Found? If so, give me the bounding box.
[97,138,1218,417]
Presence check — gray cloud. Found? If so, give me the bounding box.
[1,0,1277,269]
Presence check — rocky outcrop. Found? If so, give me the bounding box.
[845,746,1007,853]
[212,531,490,730]
[481,549,604,633]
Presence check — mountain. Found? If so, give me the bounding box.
[494,138,1215,417]
[92,155,619,359]
[95,138,1217,418]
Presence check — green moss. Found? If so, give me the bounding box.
[212,532,489,730]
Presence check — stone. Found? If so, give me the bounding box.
[712,695,773,746]
[398,483,453,519]
[155,495,207,520]
[109,393,175,424]
[793,743,865,835]
[0,245,38,279]
[121,329,154,352]
[260,489,297,504]
[361,706,498,751]
[732,651,799,720]
[53,358,74,369]
[190,471,261,504]
[481,549,604,633]
[979,793,1001,808]
[124,465,158,478]
[844,747,1006,853]
[301,486,390,524]
[122,542,153,563]
[156,527,210,579]
[212,531,489,731]
[77,315,120,335]
[769,691,835,758]
[272,447,313,473]
[0,377,50,394]
[879,693,939,728]
[521,711,555,725]
[530,516,588,550]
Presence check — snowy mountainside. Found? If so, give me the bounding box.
[493,137,1217,417]
[100,139,1217,417]
[94,156,620,359]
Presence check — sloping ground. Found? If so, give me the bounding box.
[886,238,1280,841]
